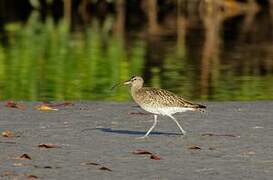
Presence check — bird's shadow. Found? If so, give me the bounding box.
[83,127,181,136]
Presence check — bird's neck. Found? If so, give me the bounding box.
[130,86,142,96]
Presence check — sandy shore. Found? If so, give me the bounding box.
[0,101,273,180]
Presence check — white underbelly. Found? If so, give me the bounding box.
[140,106,194,115]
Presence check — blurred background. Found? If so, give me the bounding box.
[0,0,272,101]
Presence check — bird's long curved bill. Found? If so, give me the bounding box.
[110,80,131,90]
[110,82,122,91]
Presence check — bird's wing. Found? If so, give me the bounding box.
[140,88,205,109]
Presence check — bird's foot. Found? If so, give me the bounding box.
[136,135,148,139]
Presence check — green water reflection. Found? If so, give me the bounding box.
[0,10,272,101]
[0,15,145,101]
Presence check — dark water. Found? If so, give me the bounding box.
[0,1,272,101]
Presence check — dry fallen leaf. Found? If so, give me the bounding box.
[80,162,111,172]
[188,145,202,150]
[81,162,100,166]
[33,165,55,169]
[27,175,38,179]
[99,166,112,171]
[20,154,32,160]
[133,149,153,155]
[2,130,15,137]
[133,149,162,160]
[43,166,53,169]
[150,154,161,160]
[1,172,38,179]
[38,144,58,148]
[35,105,58,111]
[5,101,26,109]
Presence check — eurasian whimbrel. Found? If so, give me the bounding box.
[123,76,206,139]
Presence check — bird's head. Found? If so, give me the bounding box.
[111,76,144,91]
[123,76,144,89]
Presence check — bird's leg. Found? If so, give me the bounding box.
[137,114,158,139]
[167,114,186,135]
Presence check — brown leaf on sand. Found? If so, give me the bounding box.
[27,175,38,179]
[80,162,111,172]
[33,165,54,169]
[5,101,26,109]
[20,154,32,160]
[2,130,15,137]
[188,145,202,150]
[99,166,112,171]
[150,154,161,160]
[35,105,58,111]
[81,162,100,166]
[43,166,53,169]
[201,133,239,138]
[133,149,161,160]
[38,144,58,148]
[133,149,152,155]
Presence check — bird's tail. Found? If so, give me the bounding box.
[193,104,206,112]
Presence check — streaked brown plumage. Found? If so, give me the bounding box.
[123,76,206,138]
[132,87,205,109]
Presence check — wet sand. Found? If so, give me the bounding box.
[0,101,273,180]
